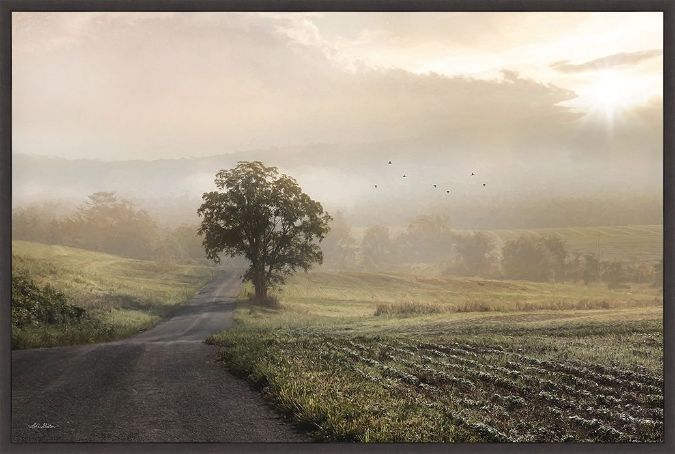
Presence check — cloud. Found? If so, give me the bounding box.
[10,12,662,229]
[551,49,662,72]
[12,12,585,161]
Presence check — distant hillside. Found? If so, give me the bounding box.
[351,224,663,263]
[12,145,663,229]
[482,225,663,263]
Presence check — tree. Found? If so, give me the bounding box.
[501,234,569,282]
[154,225,207,263]
[541,235,568,282]
[453,232,496,277]
[197,161,331,299]
[582,254,600,285]
[602,261,627,289]
[12,204,67,244]
[360,225,395,270]
[401,215,453,263]
[321,211,357,269]
[501,235,554,282]
[70,192,158,258]
[567,252,582,283]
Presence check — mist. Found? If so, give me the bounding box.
[12,11,663,264]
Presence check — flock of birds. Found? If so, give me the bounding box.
[373,160,487,194]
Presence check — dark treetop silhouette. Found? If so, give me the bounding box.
[198,161,331,299]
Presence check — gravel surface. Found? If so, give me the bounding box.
[11,272,310,442]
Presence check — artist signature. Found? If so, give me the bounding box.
[28,422,55,429]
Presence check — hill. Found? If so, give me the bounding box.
[350,224,662,264]
[11,240,216,348]
[481,225,662,263]
[12,151,662,229]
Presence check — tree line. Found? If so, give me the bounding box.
[321,213,662,288]
[12,191,662,288]
[12,192,206,262]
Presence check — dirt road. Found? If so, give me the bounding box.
[11,272,309,442]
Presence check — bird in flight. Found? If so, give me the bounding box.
[433,184,437,188]
[388,161,392,165]
[374,184,378,188]
[483,183,486,187]
[471,172,475,176]
[446,190,451,194]
[402,174,407,178]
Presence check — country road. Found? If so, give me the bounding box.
[11,272,309,442]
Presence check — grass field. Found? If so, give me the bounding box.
[12,240,216,349]
[207,270,663,442]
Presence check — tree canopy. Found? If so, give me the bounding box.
[197,161,331,299]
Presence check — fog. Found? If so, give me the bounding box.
[12,12,663,229]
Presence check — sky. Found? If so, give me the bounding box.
[12,12,663,162]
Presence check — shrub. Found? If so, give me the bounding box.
[11,272,86,328]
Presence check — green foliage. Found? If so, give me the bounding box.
[11,240,214,349]
[198,161,331,297]
[11,272,86,328]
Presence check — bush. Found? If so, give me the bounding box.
[12,272,86,328]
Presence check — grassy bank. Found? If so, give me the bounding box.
[12,240,215,349]
[207,270,663,442]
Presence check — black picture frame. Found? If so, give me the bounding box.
[0,2,672,453]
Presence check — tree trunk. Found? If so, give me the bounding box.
[253,268,267,299]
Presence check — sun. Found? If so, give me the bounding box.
[586,76,627,118]
[569,70,656,130]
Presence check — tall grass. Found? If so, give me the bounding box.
[375,301,442,316]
